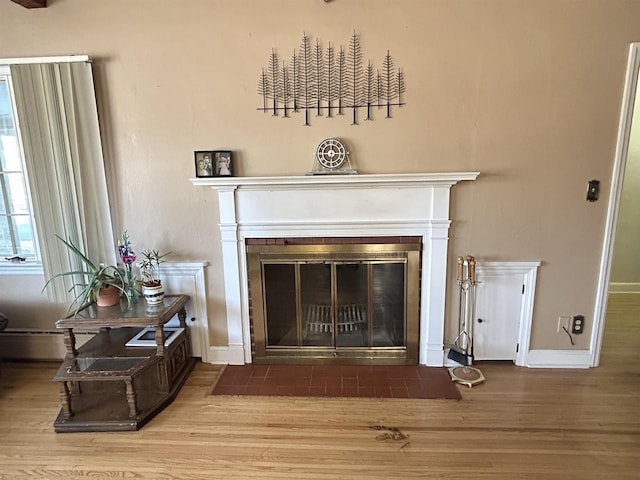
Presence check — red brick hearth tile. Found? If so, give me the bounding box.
[257,385,280,396]
[374,387,393,398]
[225,365,252,377]
[357,373,381,385]
[325,385,342,397]
[276,386,309,396]
[275,376,312,387]
[356,365,375,374]
[390,387,409,398]
[406,386,426,399]
[386,366,419,378]
[341,366,359,378]
[403,377,422,387]
[342,377,358,389]
[211,365,462,400]
[323,367,345,378]
[216,370,248,386]
[311,365,333,377]
[247,376,266,386]
[416,366,440,378]
[388,378,406,388]
[357,387,375,398]
[243,385,263,395]
[342,387,358,397]
[308,386,326,396]
[325,377,342,389]
[371,378,392,389]
[267,365,312,377]
[310,376,328,388]
[249,365,270,377]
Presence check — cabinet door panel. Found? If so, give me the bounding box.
[473,273,523,361]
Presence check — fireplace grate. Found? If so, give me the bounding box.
[303,304,368,338]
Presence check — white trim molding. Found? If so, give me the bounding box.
[0,55,90,65]
[593,43,640,367]
[0,263,43,275]
[190,172,480,190]
[608,282,640,294]
[526,350,592,369]
[159,261,209,361]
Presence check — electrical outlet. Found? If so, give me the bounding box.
[572,315,585,334]
[557,316,571,333]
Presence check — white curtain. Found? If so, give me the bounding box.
[10,62,116,303]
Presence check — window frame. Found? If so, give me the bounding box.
[0,64,42,272]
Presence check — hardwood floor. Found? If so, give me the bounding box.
[0,294,638,479]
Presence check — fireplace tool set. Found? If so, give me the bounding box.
[448,255,485,387]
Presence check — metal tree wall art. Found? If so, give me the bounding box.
[257,31,406,126]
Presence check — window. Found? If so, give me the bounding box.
[0,66,38,262]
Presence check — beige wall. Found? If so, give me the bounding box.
[611,83,640,285]
[1,0,640,353]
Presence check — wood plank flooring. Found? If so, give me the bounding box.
[0,294,638,479]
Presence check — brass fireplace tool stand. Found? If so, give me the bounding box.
[448,255,485,387]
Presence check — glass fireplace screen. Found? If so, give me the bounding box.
[247,242,420,364]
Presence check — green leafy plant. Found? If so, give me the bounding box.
[43,235,128,313]
[138,249,170,287]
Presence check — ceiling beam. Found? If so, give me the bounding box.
[10,0,47,8]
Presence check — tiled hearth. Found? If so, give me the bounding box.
[211,364,461,399]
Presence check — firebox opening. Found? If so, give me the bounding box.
[247,237,421,365]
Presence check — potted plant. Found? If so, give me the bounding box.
[138,249,170,305]
[43,235,129,314]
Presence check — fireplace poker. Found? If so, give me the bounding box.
[448,255,485,387]
[466,255,477,360]
[448,256,473,366]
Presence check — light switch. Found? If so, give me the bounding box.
[586,180,600,202]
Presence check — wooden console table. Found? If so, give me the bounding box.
[52,294,196,432]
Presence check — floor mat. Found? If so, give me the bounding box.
[210,364,461,400]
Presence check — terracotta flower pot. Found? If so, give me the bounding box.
[96,285,120,307]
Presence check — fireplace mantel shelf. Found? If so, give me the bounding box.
[190,172,479,190]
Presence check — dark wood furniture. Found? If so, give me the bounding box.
[52,294,195,433]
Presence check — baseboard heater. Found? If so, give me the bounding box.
[0,329,96,361]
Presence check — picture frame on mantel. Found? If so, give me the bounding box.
[214,151,233,177]
[194,151,214,177]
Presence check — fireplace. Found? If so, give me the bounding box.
[190,172,479,366]
[247,238,421,364]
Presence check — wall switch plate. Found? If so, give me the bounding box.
[572,315,585,334]
[586,180,600,202]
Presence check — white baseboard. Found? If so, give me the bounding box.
[526,349,592,368]
[442,348,593,369]
[206,346,232,364]
[609,282,640,293]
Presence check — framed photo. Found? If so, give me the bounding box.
[194,151,214,177]
[214,151,233,177]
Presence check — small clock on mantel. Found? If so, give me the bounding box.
[307,137,357,175]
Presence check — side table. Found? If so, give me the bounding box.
[52,294,196,432]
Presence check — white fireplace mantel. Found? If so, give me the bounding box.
[190,172,480,366]
[190,172,480,189]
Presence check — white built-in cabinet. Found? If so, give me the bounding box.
[472,262,540,365]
